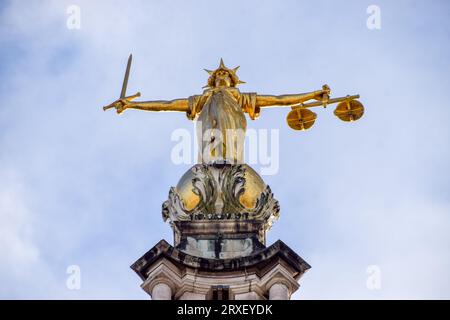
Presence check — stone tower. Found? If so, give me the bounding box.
[131,163,310,300]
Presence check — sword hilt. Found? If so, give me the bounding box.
[103,92,141,111]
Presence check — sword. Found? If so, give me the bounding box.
[121,54,132,98]
[103,54,141,111]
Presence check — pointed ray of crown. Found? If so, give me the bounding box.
[203,58,246,88]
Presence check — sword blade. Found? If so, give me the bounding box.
[120,54,132,98]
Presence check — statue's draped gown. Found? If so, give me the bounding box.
[188,87,257,164]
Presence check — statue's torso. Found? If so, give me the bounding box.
[196,87,246,164]
[199,87,246,129]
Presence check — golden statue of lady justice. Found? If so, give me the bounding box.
[104,56,364,163]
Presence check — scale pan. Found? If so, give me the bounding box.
[286,108,317,131]
[334,100,364,122]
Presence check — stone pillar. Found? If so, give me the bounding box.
[151,282,172,300]
[269,283,289,300]
[179,292,206,300]
[235,292,260,300]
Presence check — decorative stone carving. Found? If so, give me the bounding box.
[162,163,280,231]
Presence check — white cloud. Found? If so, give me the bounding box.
[0,170,39,272]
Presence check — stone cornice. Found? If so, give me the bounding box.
[131,239,310,281]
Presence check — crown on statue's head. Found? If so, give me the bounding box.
[203,58,246,88]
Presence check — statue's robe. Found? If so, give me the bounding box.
[188,87,259,164]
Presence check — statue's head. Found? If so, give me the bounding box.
[204,58,245,88]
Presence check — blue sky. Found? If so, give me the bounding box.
[0,0,449,299]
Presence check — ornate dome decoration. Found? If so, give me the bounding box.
[162,163,280,231]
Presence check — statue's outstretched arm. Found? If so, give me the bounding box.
[256,85,330,108]
[104,96,189,114]
[127,99,189,112]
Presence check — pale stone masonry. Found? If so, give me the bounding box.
[131,163,310,300]
[131,240,310,300]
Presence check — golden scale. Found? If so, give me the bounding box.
[286,94,364,131]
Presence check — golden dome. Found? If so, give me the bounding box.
[176,164,266,213]
[176,169,201,211]
[162,163,280,231]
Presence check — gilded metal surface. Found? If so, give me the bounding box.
[103,54,141,111]
[103,58,364,163]
[176,169,201,211]
[237,165,265,209]
[162,164,279,230]
[104,58,364,237]
[286,109,317,131]
[334,99,365,122]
